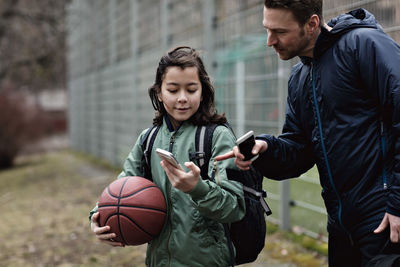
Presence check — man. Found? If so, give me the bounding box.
[216,0,400,266]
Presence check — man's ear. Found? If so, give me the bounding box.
[306,14,320,34]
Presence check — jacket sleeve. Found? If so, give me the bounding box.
[356,28,400,216]
[188,126,246,223]
[253,70,315,180]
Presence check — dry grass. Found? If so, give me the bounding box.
[0,151,146,267]
[0,149,328,267]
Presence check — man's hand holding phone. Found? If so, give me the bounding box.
[236,130,259,162]
[214,131,268,170]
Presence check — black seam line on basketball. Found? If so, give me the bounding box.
[103,213,155,238]
[117,178,129,245]
[106,185,158,199]
[120,186,158,198]
[118,213,156,238]
[97,204,166,214]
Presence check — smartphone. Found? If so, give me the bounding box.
[156,148,183,170]
[236,130,259,161]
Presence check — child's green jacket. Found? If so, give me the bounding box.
[91,119,245,267]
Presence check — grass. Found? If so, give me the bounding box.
[0,150,147,267]
[264,166,328,238]
[0,149,327,266]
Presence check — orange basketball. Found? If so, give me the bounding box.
[98,176,167,246]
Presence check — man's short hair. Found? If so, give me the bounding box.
[264,0,323,26]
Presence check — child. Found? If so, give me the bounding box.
[90,46,245,267]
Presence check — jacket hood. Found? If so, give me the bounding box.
[313,8,381,59]
[328,8,380,34]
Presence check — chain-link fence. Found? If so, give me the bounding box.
[67,0,400,239]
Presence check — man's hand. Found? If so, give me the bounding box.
[214,140,268,170]
[374,212,400,243]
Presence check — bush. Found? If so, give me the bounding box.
[0,90,46,169]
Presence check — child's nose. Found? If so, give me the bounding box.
[177,92,188,102]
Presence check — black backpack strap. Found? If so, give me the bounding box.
[189,124,219,179]
[224,224,236,267]
[242,185,272,216]
[140,125,160,181]
[189,125,206,168]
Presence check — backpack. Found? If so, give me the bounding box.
[140,123,272,266]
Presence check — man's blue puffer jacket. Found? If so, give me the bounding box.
[254,9,400,240]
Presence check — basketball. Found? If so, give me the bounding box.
[97,176,167,246]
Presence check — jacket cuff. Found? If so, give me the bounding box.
[387,207,400,217]
[387,186,400,216]
[89,203,99,223]
[188,179,210,200]
[255,134,275,159]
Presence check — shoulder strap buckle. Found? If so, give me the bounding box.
[189,151,206,161]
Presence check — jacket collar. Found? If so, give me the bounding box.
[164,115,184,132]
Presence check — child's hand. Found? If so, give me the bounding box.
[160,160,200,193]
[90,212,125,247]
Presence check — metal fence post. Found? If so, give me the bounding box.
[161,0,169,51]
[235,60,245,137]
[109,0,119,165]
[203,0,215,77]
[279,181,291,230]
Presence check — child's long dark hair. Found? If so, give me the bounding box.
[148,46,227,126]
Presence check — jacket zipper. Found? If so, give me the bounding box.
[380,121,388,190]
[311,64,354,245]
[167,132,177,267]
[169,134,176,152]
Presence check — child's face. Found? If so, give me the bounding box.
[158,66,202,129]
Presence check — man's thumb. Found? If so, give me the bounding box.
[374,214,388,233]
[252,141,264,154]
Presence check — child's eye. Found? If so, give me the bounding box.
[187,88,198,93]
[167,89,178,93]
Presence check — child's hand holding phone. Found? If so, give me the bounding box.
[156,148,200,192]
[156,148,183,170]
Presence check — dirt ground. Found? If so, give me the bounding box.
[0,135,328,267]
